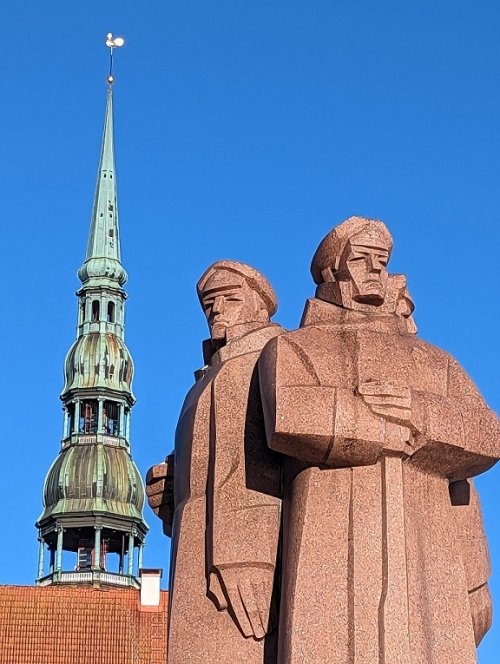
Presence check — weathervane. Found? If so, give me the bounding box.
[105,33,125,85]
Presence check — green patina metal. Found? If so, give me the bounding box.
[36,83,148,588]
[78,86,127,288]
[41,444,145,522]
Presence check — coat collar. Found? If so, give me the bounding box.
[300,298,411,336]
[211,323,284,365]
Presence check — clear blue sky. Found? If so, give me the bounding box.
[1,2,499,660]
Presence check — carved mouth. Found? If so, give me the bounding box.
[211,315,228,325]
[354,292,384,306]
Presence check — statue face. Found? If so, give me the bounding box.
[201,271,263,341]
[340,231,390,306]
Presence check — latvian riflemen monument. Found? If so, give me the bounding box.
[148,216,499,664]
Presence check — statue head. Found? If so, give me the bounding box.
[197,260,277,345]
[311,216,393,308]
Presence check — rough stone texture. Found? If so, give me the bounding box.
[146,454,174,537]
[257,216,500,663]
[147,218,499,663]
[147,261,283,663]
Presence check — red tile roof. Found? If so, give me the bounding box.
[0,585,168,664]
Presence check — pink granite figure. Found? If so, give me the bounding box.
[165,260,283,664]
[146,454,174,537]
[258,216,499,664]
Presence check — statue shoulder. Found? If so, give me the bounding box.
[410,337,455,373]
[260,328,322,386]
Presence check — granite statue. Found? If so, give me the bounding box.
[147,260,283,663]
[146,453,174,537]
[257,216,499,663]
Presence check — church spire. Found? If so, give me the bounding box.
[36,36,148,589]
[88,86,121,262]
[78,34,127,289]
[78,83,127,288]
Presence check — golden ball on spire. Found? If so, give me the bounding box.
[107,75,114,85]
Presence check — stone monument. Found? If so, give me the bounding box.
[258,216,499,663]
[147,260,283,663]
[148,218,499,664]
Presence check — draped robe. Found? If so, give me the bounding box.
[258,299,499,664]
[168,324,283,664]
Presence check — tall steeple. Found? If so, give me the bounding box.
[36,39,148,588]
[78,84,127,290]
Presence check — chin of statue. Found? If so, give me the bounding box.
[211,322,227,341]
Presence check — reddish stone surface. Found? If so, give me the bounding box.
[149,261,283,663]
[146,454,174,537]
[0,584,168,664]
[258,216,499,663]
[147,219,498,664]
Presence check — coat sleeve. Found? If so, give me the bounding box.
[449,479,491,592]
[449,478,492,645]
[411,357,500,480]
[207,355,282,573]
[258,335,387,467]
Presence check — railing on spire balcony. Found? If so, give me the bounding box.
[37,570,140,588]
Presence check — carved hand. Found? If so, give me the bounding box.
[145,453,174,537]
[357,381,415,428]
[208,566,277,640]
[469,583,492,646]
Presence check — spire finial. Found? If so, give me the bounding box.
[105,33,125,86]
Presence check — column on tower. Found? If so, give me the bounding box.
[37,537,45,580]
[127,531,135,576]
[55,526,63,574]
[93,527,102,571]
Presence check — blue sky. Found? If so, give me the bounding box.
[1,1,499,660]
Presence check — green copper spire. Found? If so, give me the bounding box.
[37,38,148,589]
[78,84,127,288]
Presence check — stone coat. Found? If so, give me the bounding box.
[258,298,499,664]
[168,324,283,664]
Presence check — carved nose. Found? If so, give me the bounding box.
[212,296,225,314]
[368,255,382,272]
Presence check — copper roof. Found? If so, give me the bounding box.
[39,443,145,525]
[63,333,134,396]
[0,585,168,664]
